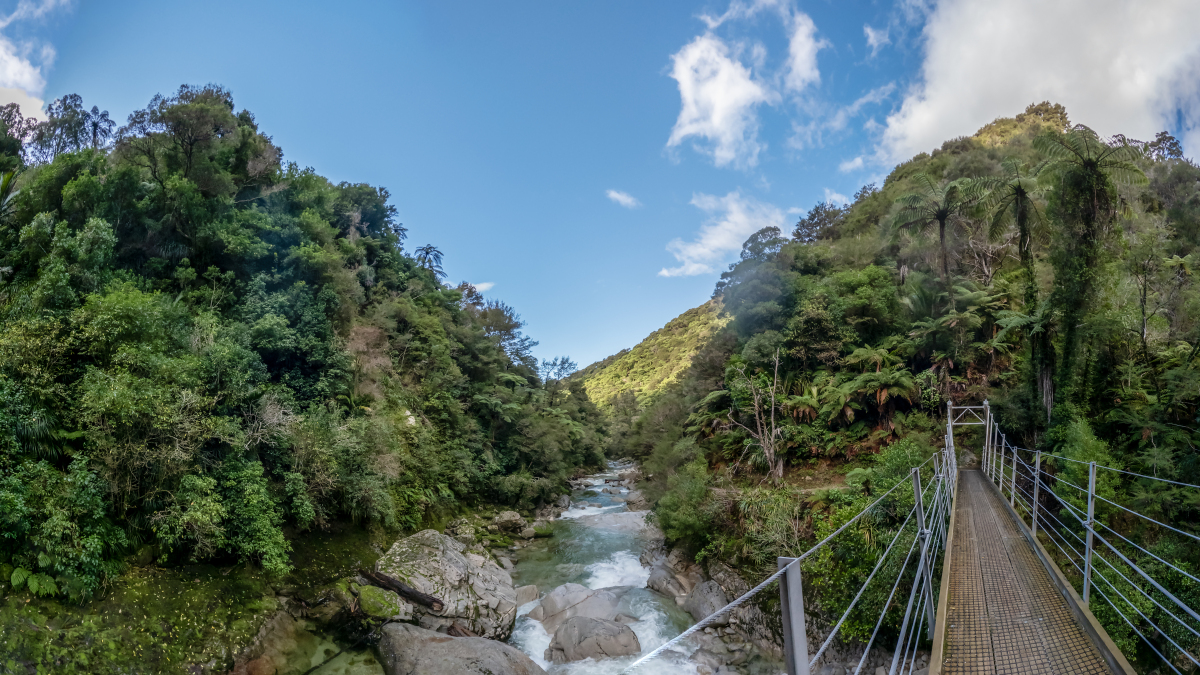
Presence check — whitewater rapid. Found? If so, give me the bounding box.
[506,463,704,674]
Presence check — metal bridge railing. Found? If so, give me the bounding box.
[625,404,963,675]
[980,410,1200,673]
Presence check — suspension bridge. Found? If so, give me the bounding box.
[627,402,1199,675]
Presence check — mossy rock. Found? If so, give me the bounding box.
[358,585,412,622]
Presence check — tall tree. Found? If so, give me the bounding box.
[1034,125,1146,410]
[414,244,444,278]
[892,174,983,281]
[85,106,115,149]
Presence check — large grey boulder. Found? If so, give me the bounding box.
[624,489,650,511]
[377,622,547,675]
[683,580,730,626]
[545,616,641,663]
[493,510,527,532]
[538,583,629,633]
[375,529,518,639]
[647,564,688,598]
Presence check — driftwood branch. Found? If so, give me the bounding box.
[359,568,445,612]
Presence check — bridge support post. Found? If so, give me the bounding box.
[1009,439,1017,509]
[982,399,991,474]
[1031,451,1042,536]
[778,557,811,675]
[912,469,937,636]
[1083,461,1097,603]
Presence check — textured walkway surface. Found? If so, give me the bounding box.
[941,470,1111,675]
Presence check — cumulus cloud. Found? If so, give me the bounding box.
[667,0,826,169]
[839,156,865,172]
[783,12,824,94]
[0,0,69,119]
[472,282,495,292]
[659,191,786,277]
[667,33,778,169]
[879,0,1200,163]
[824,188,849,206]
[863,25,890,57]
[606,189,642,208]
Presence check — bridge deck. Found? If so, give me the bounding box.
[941,470,1110,675]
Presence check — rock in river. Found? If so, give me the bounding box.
[683,580,730,626]
[545,616,641,663]
[537,582,629,633]
[375,529,518,639]
[377,622,547,675]
[493,510,527,532]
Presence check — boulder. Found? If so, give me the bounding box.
[527,604,545,621]
[544,616,641,663]
[358,585,414,622]
[493,511,527,532]
[519,527,537,540]
[375,529,518,640]
[444,518,477,546]
[376,622,547,675]
[625,489,650,511]
[647,564,688,598]
[683,581,730,626]
[515,584,539,605]
[690,648,725,670]
[556,494,571,509]
[538,583,628,633]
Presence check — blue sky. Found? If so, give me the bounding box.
[4,0,1200,366]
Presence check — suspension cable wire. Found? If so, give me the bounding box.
[851,535,922,675]
[1042,452,1093,466]
[1089,530,1200,626]
[623,463,924,672]
[1095,495,1200,545]
[1048,474,1089,495]
[901,586,927,675]
[888,544,933,675]
[1090,582,1185,675]
[1090,549,1200,644]
[1096,465,1200,490]
[809,504,920,667]
[1095,520,1200,585]
[1089,563,1199,671]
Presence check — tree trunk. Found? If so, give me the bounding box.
[359,569,445,612]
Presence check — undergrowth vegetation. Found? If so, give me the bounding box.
[0,86,606,601]
[581,103,1200,665]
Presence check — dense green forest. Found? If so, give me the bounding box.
[0,86,606,600]
[588,103,1199,665]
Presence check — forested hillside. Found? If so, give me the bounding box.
[575,299,728,408]
[0,87,605,599]
[611,103,1199,662]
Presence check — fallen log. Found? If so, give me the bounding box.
[358,568,445,612]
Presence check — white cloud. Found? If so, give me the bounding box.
[667,33,778,169]
[667,0,826,169]
[839,156,865,172]
[791,84,894,149]
[0,0,69,120]
[472,282,495,292]
[863,25,890,57]
[879,0,1200,164]
[783,12,824,94]
[605,189,641,208]
[824,188,849,206]
[659,191,786,277]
